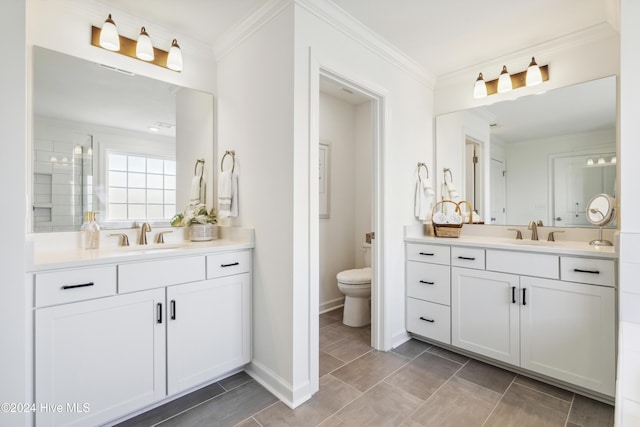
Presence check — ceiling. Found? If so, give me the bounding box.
[102,0,617,78]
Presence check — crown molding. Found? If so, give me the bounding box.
[437,22,619,86]
[213,0,435,88]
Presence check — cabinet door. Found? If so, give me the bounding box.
[520,277,616,396]
[167,273,251,394]
[35,289,166,427]
[452,267,520,365]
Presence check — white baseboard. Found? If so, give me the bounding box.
[391,329,411,350]
[319,297,344,314]
[245,360,312,409]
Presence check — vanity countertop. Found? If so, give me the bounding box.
[405,233,618,259]
[26,227,256,272]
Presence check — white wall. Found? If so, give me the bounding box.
[318,92,356,311]
[0,1,27,425]
[617,1,640,425]
[354,102,373,264]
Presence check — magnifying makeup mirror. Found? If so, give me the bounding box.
[586,193,616,246]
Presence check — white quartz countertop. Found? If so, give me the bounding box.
[27,226,256,272]
[405,234,618,259]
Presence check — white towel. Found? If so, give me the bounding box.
[444,182,460,202]
[414,176,434,221]
[218,171,238,218]
[189,176,202,205]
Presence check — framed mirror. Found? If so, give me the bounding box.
[32,47,214,232]
[435,76,616,228]
[586,193,615,245]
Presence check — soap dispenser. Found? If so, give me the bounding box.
[82,211,100,249]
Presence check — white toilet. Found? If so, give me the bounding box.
[336,243,372,327]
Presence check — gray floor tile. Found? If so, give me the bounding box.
[426,345,470,364]
[455,358,516,394]
[323,307,344,321]
[568,394,614,427]
[319,350,346,376]
[254,375,360,427]
[409,376,501,427]
[233,418,262,427]
[219,371,253,391]
[331,350,408,392]
[334,382,422,426]
[320,325,346,350]
[115,382,226,427]
[392,339,431,359]
[514,375,574,402]
[319,314,340,328]
[484,382,571,427]
[385,352,462,400]
[322,336,372,363]
[157,380,278,427]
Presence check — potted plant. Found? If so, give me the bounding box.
[170,203,217,241]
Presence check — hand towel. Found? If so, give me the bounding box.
[414,176,434,221]
[432,212,447,224]
[189,176,202,205]
[218,171,238,218]
[445,182,460,201]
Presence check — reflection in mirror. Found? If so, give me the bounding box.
[32,47,213,232]
[436,76,616,228]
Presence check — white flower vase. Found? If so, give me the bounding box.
[189,223,216,242]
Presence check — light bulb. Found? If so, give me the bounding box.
[136,27,154,61]
[587,158,594,166]
[99,14,120,51]
[167,39,183,71]
[611,156,617,164]
[473,73,487,99]
[598,157,605,165]
[526,57,543,87]
[497,66,512,93]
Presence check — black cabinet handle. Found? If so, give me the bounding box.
[418,252,434,256]
[512,286,516,304]
[457,256,476,261]
[573,268,600,275]
[61,282,94,290]
[419,280,435,285]
[522,288,527,306]
[157,303,163,324]
[419,316,435,323]
[170,300,176,320]
[221,262,240,268]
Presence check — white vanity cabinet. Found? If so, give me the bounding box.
[407,240,617,397]
[33,248,252,427]
[34,271,166,427]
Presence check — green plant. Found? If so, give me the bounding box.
[170,203,217,227]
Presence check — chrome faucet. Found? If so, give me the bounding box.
[138,222,152,245]
[528,221,539,240]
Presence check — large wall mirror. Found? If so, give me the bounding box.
[32,47,214,232]
[435,76,616,228]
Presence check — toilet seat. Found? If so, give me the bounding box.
[337,267,371,285]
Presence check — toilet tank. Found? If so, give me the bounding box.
[362,243,372,268]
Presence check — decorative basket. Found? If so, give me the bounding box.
[429,200,473,238]
[189,223,216,242]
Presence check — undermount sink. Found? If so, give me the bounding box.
[509,240,558,247]
[119,243,184,253]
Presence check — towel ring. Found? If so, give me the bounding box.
[194,159,205,177]
[443,168,453,184]
[221,150,235,173]
[417,162,429,180]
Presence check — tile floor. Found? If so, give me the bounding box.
[116,307,614,427]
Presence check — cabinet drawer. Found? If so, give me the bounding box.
[119,256,205,293]
[207,251,251,279]
[451,247,485,270]
[406,262,450,305]
[406,298,451,344]
[406,243,450,265]
[486,250,559,279]
[35,266,117,307]
[560,257,615,287]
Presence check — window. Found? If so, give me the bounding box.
[106,153,176,221]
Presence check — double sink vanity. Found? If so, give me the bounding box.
[405,226,617,401]
[26,228,254,426]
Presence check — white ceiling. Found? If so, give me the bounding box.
[101,0,616,78]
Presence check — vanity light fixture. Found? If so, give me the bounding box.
[587,158,594,166]
[91,15,183,72]
[136,27,154,61]
[99,14,120,51]
[473,58,549,98]
[611,156,617,164]
[598,157,606,165]
[497,66,512,93]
